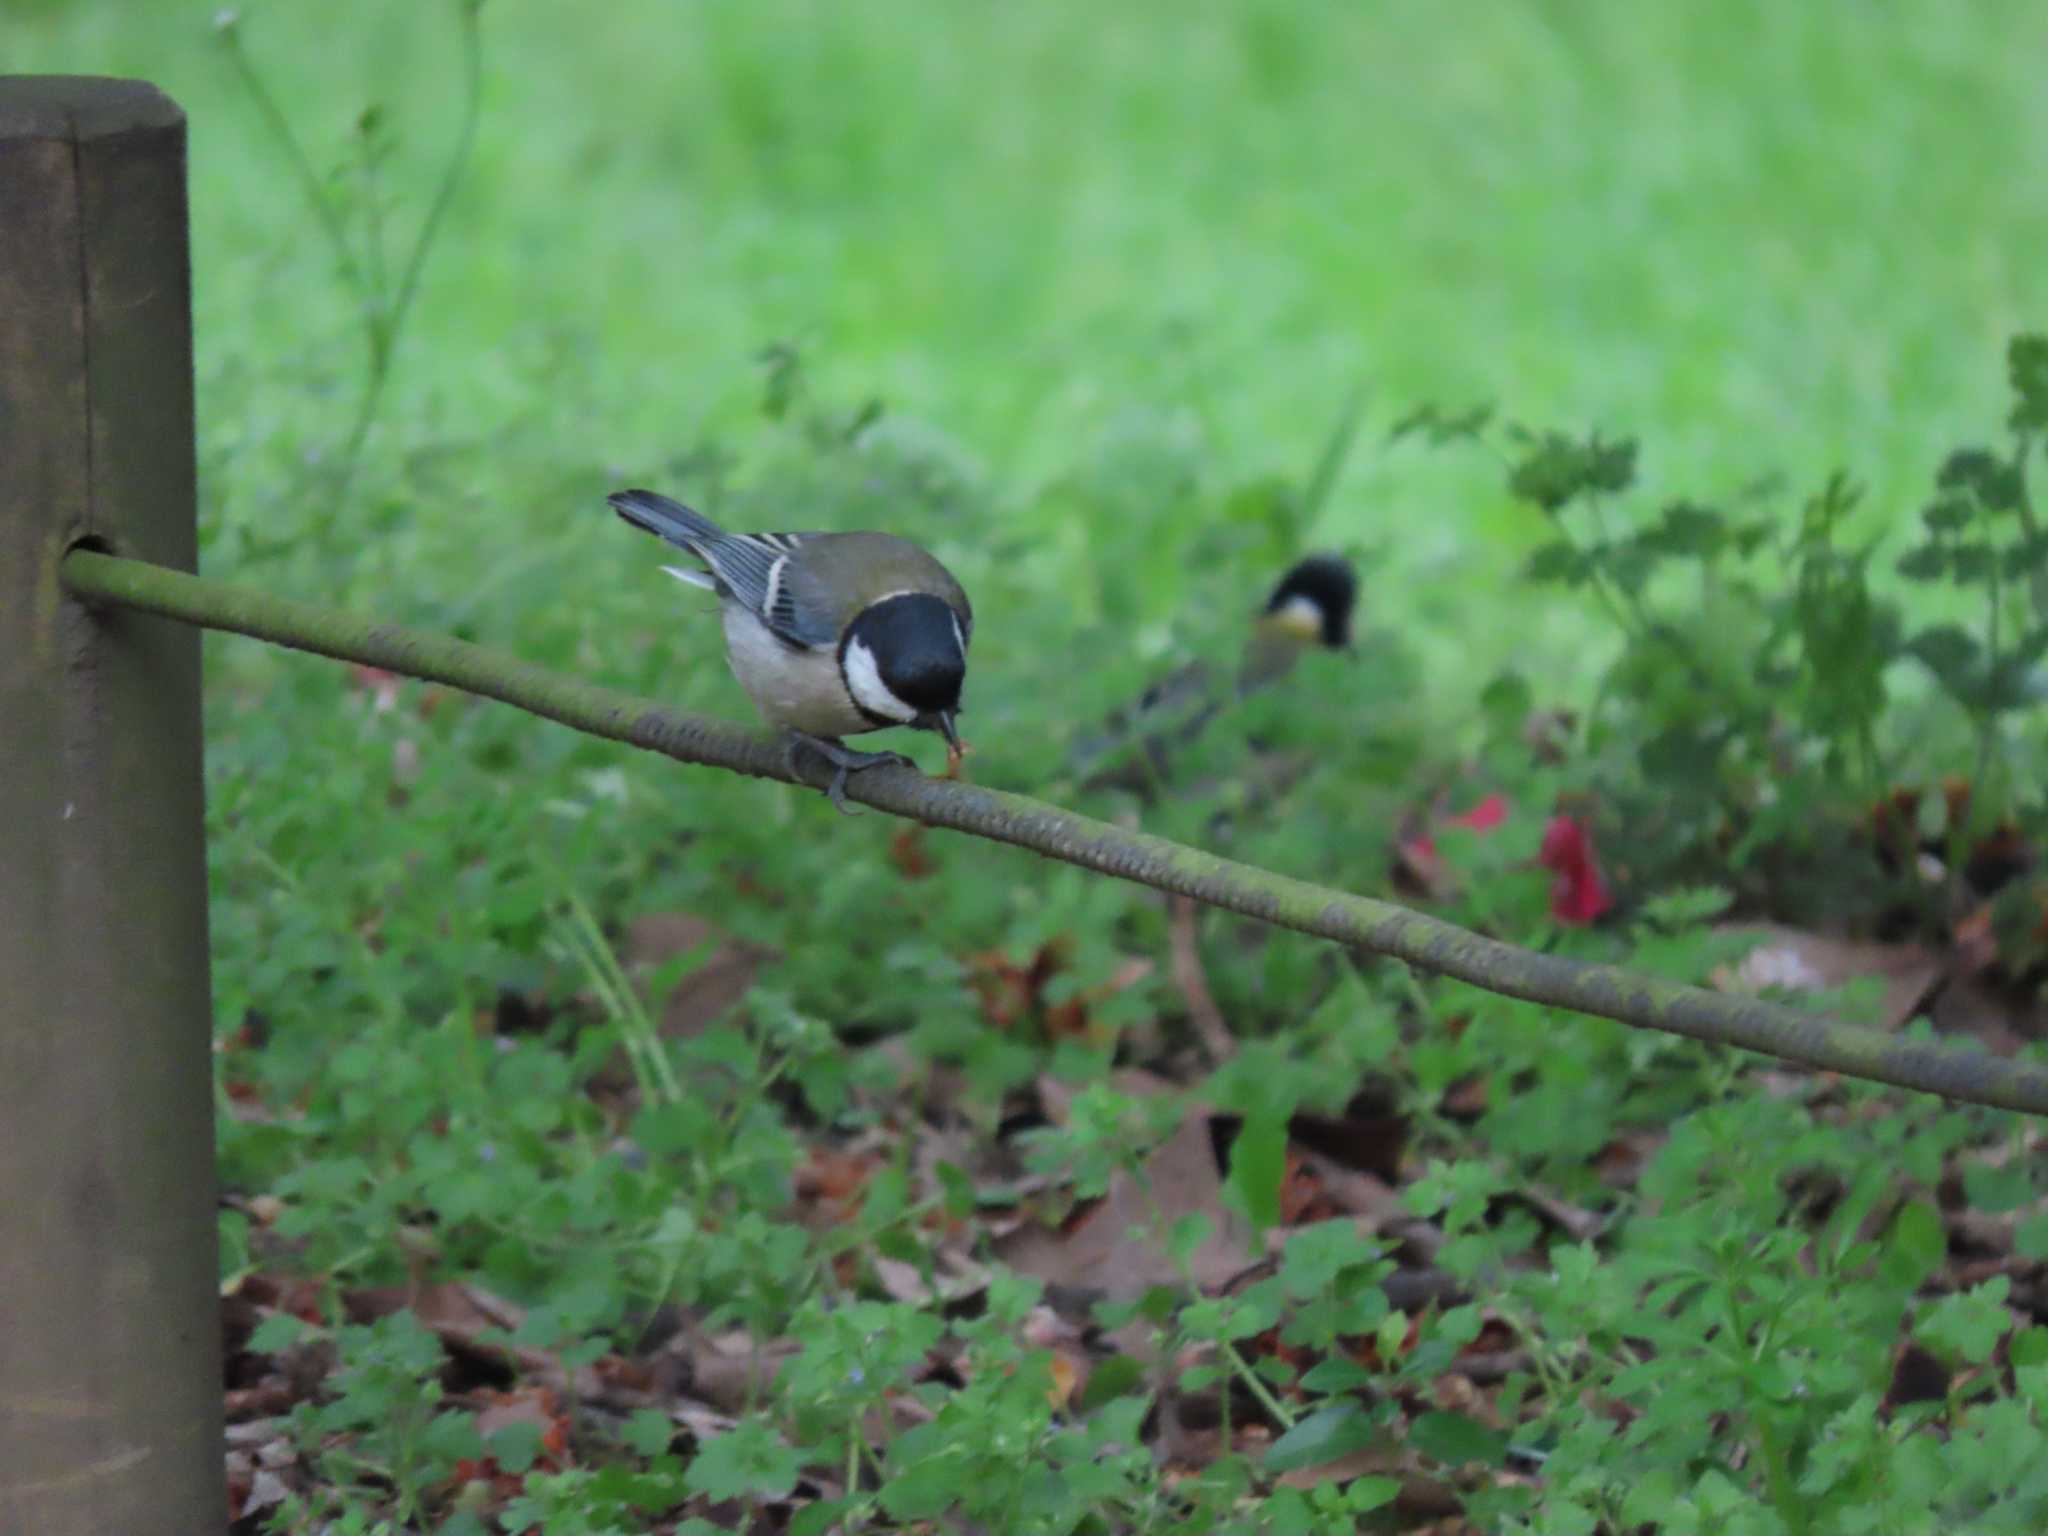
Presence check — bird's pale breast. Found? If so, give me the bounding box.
[720,601,872,737]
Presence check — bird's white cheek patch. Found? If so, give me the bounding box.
[842,637,920,722]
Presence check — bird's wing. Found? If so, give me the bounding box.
[610,490,822,644]
[749,536,846,650]
[684,527,843,651]
[693,529,798,618]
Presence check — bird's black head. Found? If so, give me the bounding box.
[839,592,968,740]
[1262,554,1359,650]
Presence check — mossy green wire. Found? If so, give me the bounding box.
[61,547,2048,1118]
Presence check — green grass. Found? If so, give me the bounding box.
[15,5,2048,1532]
[20,0,2048,687]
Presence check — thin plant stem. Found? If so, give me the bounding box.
[844,1418,863,1520]
[2012,429,2047,622]
[358,121,392,357]
[217,18,368,305]
[329,0,486,515]
[1300,377,1373,524]
[568,891,684,1104]
[1220,1337,1298,1432]
[221,2,485,523]
[1725,1285,1811,1535]
[561,899,674,1108]
[1124,1149,1301,1434]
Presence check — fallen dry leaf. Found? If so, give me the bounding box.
[995,1114,1254,1299]
[871,1250,989,1306]
[793,1146,878,1224]
[1045,1349,1082,1409]
[1276,1150,1330,1225]
[1713,923,1944,1033]
[625,911,777,1040]
[1275,1440,1401,1491]
[472,1384,571,1461]
[1929,975,2037,1056]
[345,1281,567,1391]
[668,1329,802,1415]
[968,942,1152,1043]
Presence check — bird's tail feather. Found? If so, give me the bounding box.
[608,488,724,551]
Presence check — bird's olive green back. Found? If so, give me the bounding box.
[784,532,973,640]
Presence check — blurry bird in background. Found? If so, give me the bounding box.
[1068,378,1371,800]
[1239,553,1359,688]
[1072,552,1360,796]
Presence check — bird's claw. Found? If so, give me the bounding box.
[786,733,915,814]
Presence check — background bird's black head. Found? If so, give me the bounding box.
[843,592,968,719]
[1262,554,1359,649]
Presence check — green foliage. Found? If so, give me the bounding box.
[1401,335,2048,930]
[1462,1094,2048,1534]
[275,1314,484,1529]
[1894,421,2048,786]
[23,2,2048,1529]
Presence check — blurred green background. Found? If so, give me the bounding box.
[15,8,2048,1527]
[15,0,2046,1062]
[18,0,2048,690]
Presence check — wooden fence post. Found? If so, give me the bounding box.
[0,78,224,1534]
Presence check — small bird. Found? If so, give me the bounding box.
[1073,553,1358,791]
[610,488,972,812]
[1240,554,1358,688]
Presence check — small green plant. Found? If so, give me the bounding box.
[1454,1091,2048,1534]
[216,0,485,527]
[1891,337,2048,839]
[270,1312,483,1530]
[1396,333,2048,936]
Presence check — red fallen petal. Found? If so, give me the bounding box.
[1539,816,1612,924]
[1538,814,1589,872]
[1551,863,1614,925]
[1448,792,1509,832]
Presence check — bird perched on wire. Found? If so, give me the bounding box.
[610,488,971,812]
[1073,553,1359,793]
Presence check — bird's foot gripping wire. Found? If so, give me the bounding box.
[784,732,914,815]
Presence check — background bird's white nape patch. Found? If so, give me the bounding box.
[841,636,920,722]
